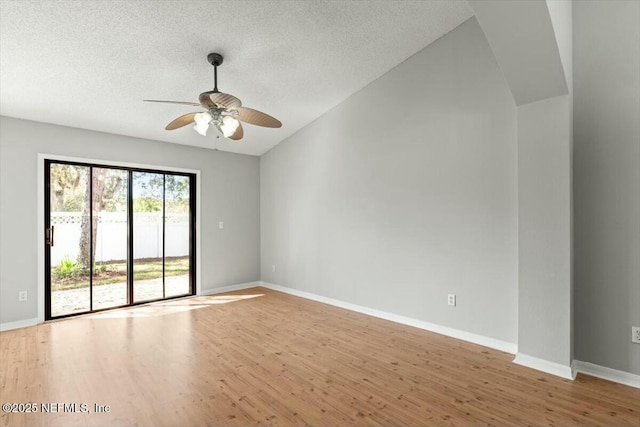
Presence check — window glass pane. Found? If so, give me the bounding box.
[132,172,164,303]
[92,167,129,310]
[50,164,91,317]
[165,175,191,297]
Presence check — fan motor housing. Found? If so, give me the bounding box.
[207,53,223,67]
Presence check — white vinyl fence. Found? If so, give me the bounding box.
[50,212,189,265]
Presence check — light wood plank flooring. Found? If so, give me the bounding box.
[1,287,638,426]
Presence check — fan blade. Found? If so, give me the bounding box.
[228,121,243,140]
[236,107,282,128]
[165,113,198,130]
[198,92,215,107]
[144,99,202,107]
[209,92,242,109]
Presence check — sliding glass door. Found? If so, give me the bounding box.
[45,160,196,319]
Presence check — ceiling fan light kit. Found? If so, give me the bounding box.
[144,53,281,141]
[193,112,212,136]
[220,115,240,137]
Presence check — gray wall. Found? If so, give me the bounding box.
[470,0,574,373]
[0,117,260,324]
[260,18,519,344]
[574,0,640,375]
[517,94,572,367]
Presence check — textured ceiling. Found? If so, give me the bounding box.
[0,1,473,156]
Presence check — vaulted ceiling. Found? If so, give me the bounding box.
[0,1,473,156]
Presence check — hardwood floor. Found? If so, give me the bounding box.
[1,287,638,427]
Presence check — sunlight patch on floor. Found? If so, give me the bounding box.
[89,293,265,318]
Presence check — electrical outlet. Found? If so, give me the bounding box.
[272,264,276,273]
[632,327,640,344]
[18,291,27,302]
[447,294,456,306]
[218,221,224,229]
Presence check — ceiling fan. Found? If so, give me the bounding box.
[144,53,281,140]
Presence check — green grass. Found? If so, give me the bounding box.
[51,257,190,291]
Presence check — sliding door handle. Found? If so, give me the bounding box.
[46,225,55,247]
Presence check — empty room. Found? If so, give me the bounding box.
[0,1,639,426]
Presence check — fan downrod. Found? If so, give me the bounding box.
[207,53,223,67]
[208,53,223,93]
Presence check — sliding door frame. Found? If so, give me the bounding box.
[38,154,201,322]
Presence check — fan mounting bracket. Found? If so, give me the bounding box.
[207,53,223,67]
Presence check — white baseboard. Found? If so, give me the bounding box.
[0,317,39,332]
[573,360,640,388]
[513,353,576,380]
[200,281,261,296]
[260,281,517,354]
